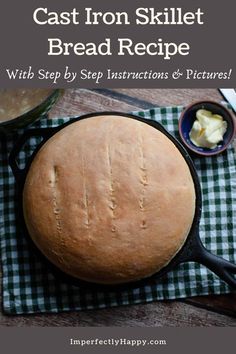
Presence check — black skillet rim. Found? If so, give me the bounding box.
[10,111,202,290]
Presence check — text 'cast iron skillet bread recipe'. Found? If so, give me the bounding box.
[10,113,236,287]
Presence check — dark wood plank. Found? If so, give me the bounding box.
[113,89,223,107]
[184,294,236,317]
[49,88,140,118]
[49,89,223,118]
[1,301,236,327]
[89,89,157,109]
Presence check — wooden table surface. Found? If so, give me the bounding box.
[1,88,236,327]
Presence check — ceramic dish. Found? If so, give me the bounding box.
[0,89,62,132]
[178,101,236,156]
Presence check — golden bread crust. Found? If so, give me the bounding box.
[23,116,196,284]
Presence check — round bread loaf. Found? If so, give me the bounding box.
[23,115,196,284]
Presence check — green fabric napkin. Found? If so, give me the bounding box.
[0,106,235,315]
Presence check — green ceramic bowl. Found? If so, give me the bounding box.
[0,89,62,133]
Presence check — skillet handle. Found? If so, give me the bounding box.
[9,126,57,183]
[194,241,236,289]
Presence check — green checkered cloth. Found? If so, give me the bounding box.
[0,106,235,315]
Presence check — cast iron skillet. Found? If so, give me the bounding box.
[9,112,236,289]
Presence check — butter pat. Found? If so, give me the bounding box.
[189,109,227,149]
